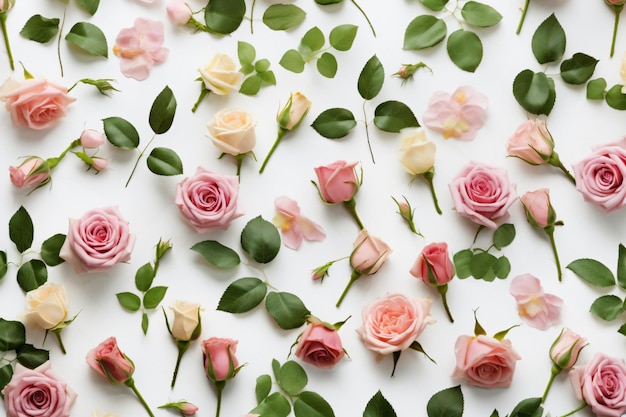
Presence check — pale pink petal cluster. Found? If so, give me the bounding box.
[113,18,169,81]
[509,274,562,330]
[272,196,325,249]
[422,86,488,141]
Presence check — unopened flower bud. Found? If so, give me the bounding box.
[549,328,587,370]
[80,129,105,148]
[0,0,14,13]
[277,92,311,131]
[9,157,50,189]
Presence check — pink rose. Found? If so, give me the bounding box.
[409,242,455,286]
[572,138,626,213]
[549,328,587,370]
[607,0,626,5]
[201,337,239,381]
[113,18,169,81]
[449,161,518,229]
[294,323,345,369]
[59,206,136,274]
[357,293,434,355]
[3,362,76,417]
[452,334,521,388]
[9,157,50,189]
[314,160,359,204]
[166,0,192,25]
[509,274,562,330]
[569,352,626,417]
[350,229,392,275]
[86,336,135,383]
[506,119,554,165]
[175,167,244,233]
[80,129,105,148]
[0,78,75,130]
[520,188,553,228]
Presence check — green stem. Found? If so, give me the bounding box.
[436,285,454,323]
[546,228,562,282]
[422,169,442,215]
[362,101,375,164]
[336,270,361,307]
[259,128,287,173]
[53,329,67,354]
[516,0,530,34]
[47,139,81,169]
[541,364,561,403]
[57,5,67,77]
[214,380,225,417]
[342,198,365,230]
[192,87,209,112]
[610,5,623,58]
[250,0,256,34]
[0,13,13,71]
[125,378,155,417]
[171,341,189,388]
[350,0,376,37]
[557,402,587,417]
[548,151,576,184]
[126,134,157,187]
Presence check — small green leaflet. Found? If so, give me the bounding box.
[512,70,556,115]
[460,2,502,28]
[77,0,100,15]
[17,260,48,292]
[65,22,108,58]
[363,390,397,417]
[531,14,566,65]
[606,85,626,110]
[265,291,310,329]
[329,24,358,51]
[358,55,384,100]
[317,52,338,78]
[147,147,183,176]
[403,15,447,50]
[447,29,482,73]
[293,391,335,417]
[241,216,281,264]
[426,385,463,417]
[204,0,246,34]
[191,240,241,269]
[20,15,60,43]
[311,108,357,138]
[9,206,34,254]
[103,117,140,149]
[567,258,615,287]
[149,86,177,135]
[40,234,66,266]
[373,101,419,133]
[275,360,307,396]
[263,4,306,31]
[217,277,267,313]
[560,53,598,85]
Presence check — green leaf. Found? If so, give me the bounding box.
[147,147,184,176]
[531,14,566,64]
[560,53,598,85]
[241,216,281,264]
[0,251,7,280]
[294,391,335,417]
[315,0,342,3]
[373,100,419,132]
[460,1,502,27]
[311,108,357,139]
[492,256,511,279]
[469,252,497,280]
[135,263,155,292]
[142,312,149,334]
[508,397,543,417]
[9,206,34,253]
[77,78,120,96]
[149,86,177,135]
[490,411,500,417]
[143,286,168,309]
[240,75,263,96]
[0,318,26,351]
[447,29,482,72]
[618,323,626,336]
[590,295,625,321]
[0,364,13,391]
[263,4,306,31]
[329,24,358,51]
[103,117,140,149]
[65,22,108,58]
[256,374,272,403]
[363,390,397,417]
[317,52,338,78]
[77,0,100,15]
[419,0,448,11]
[358,55,384,100]
[567,258,615,287]
[279,49,306,73]
[258,70,277,85]
[587,78,607,100]
[618,244,626,291]
[493,224,515,249]
[20,15,60,43]
[250,392,292,417]
[204,0,246,34]
[512,69,556,115]
[217,277,268,313]
[453,249,473,279]
[265,291,310,329]
[16,344,49,369]
[426,385,463,417]
[238,41,256,66]
[403,15,446,50]
[116,292,141,312]
[276,360,308,396]
[40,234,66,266]
[255,59,271,73]
[606,85,626,110]
[191,240,241,269]
[300,26,325,56]
[17,260,47,292]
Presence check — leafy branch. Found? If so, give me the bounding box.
[453,224,515,282]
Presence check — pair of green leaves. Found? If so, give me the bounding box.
[280,25,358,78]
[238,41,276,96]
[453,224,515,282]
[403,0,502,72]
[586,78,626,110]
[249,359,335,417]
[567,244,626,335]
[0,319,50,393]
[103,86,183,183]
[513,14,598,115]
[5,206,66,292]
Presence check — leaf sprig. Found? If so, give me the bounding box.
[238,41,276,96]
[453,224,515,282]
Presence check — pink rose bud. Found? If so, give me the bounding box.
[92,157,109,172]
[9,157,50,189]
[180,402,198,416]
[294,323,345,369]
[350,229,392,275]
[521,188,554,229]
[549,328,587,370]
[0,0,14,12]
[86,337,135,384]
[314,160,360,204]
[607,0,626,5]
[201,337,239,382]
[506,119,555,165]
[166,0,193,26]
[410,242,455,286]
[80,129,105,148]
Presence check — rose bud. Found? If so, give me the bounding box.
[198,54,243,96]
[314,160,360,205]
[166,0,193,26]
[294,323,345,369]
[520,188,557,229]
[201,337,240,382]
[549,328,587,370]
[410,242,454,286]
[506,119,554,165]
[86,337,135,384]
[80,129,105,148]
[0,0,15,12]
[9,157,50,189]
[277,92,311,131]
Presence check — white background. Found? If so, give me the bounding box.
[1,0,626,416]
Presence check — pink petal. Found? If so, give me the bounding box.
[275,196,301,217]
[297,216,326,242]
[282,223,303,249]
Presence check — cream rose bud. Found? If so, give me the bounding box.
[621,52,626,94]
[198,54,243,96]
[23,283,69,330]
[399,127,436,176]
[170,300,202,341]
[277,92,311,131]
[0,0,14,12]
[207,109,256,156]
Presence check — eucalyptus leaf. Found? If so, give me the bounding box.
[586,78,607,100]
[358,55,384,100]
[9,206,34,253]
[238,41,256,66]
[134,263,155,292]
[294,391,335,417]
[453,249,473,279]
[419,0,448,12]
[241,216,281,264]
[493,223,515,249]
[191,240,241,269]
[461,1,502,27]
[265,291,310,329]
[329,24,358,51]
[204,0,246,34]
[531,14,566,64]
[403,15,446,50]
[103,117,140,149]
[40,234,66,266]
[256,374,272,403]
[590,295,625,321]
[217,277,267,313]
[363,390,397,417]
[16,344,50,369]
[117,292,141,312]
[566,258,615,287]
[65,22,108,58]
[447,29,482,72]
[606,85,626,110]
[77,0,100,15]
[17,260,47,292]
[512,70,556,115]
[20,15,59,43]
[149,86,177,134]
[311,108,357,139]
[276,360,308,396]
[0,318,26,351]
[263,4,306,31]
[560,53,598,85]
[147,147,184,176]
[426,385,463,417]
[280,49,306,73]
[373,100,419,132]
[618,244,626,291]
[143,286,168,309]
[317,52,338,78]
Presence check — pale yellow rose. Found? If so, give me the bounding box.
[399,127,436,176]
[169,300,202,341]
[207,108,256,155]
[198,54,243,96]
[23,282,69,330]
[277,92,311,131]
[621,51,626,94]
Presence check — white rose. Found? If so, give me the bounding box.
[399,127,436,176]
[169,300,202,341]
[23,282,69,330]
[277,92,311,130]
[198,54,243,96]
[207,108,256,155]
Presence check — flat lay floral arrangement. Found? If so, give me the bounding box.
[1,0,626,416]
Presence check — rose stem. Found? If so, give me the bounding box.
[171,341,189,388]
[53,329,67,354]
[342,198,365,230]
[125,134,157,187]
[336,271,361,307]
[259,128,286,173]
[547,229,562,282]
[214,381,225,417]
[125,379,155,417]
[610,5,623,58]
[423,170,442,215]
[556,403,587,417]
[362,102,375,164]
[541,364,560,403]
[0,13,14,70]
[436,285,454,323]
[516,0,530,34]
[350,0,376,37]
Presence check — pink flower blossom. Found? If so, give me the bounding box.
[113,18,169,81]
[272,196,325,249]
[422,86,488,141]
[509,274,562,330]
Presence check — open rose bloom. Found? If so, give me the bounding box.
[294,323,345,369]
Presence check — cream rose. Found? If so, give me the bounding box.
[198,54,243,95]
[207,109,256,156]
[23,282,69,330]
[399,127,436,176]
[277,92,311,131]
[169,300,202,341]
